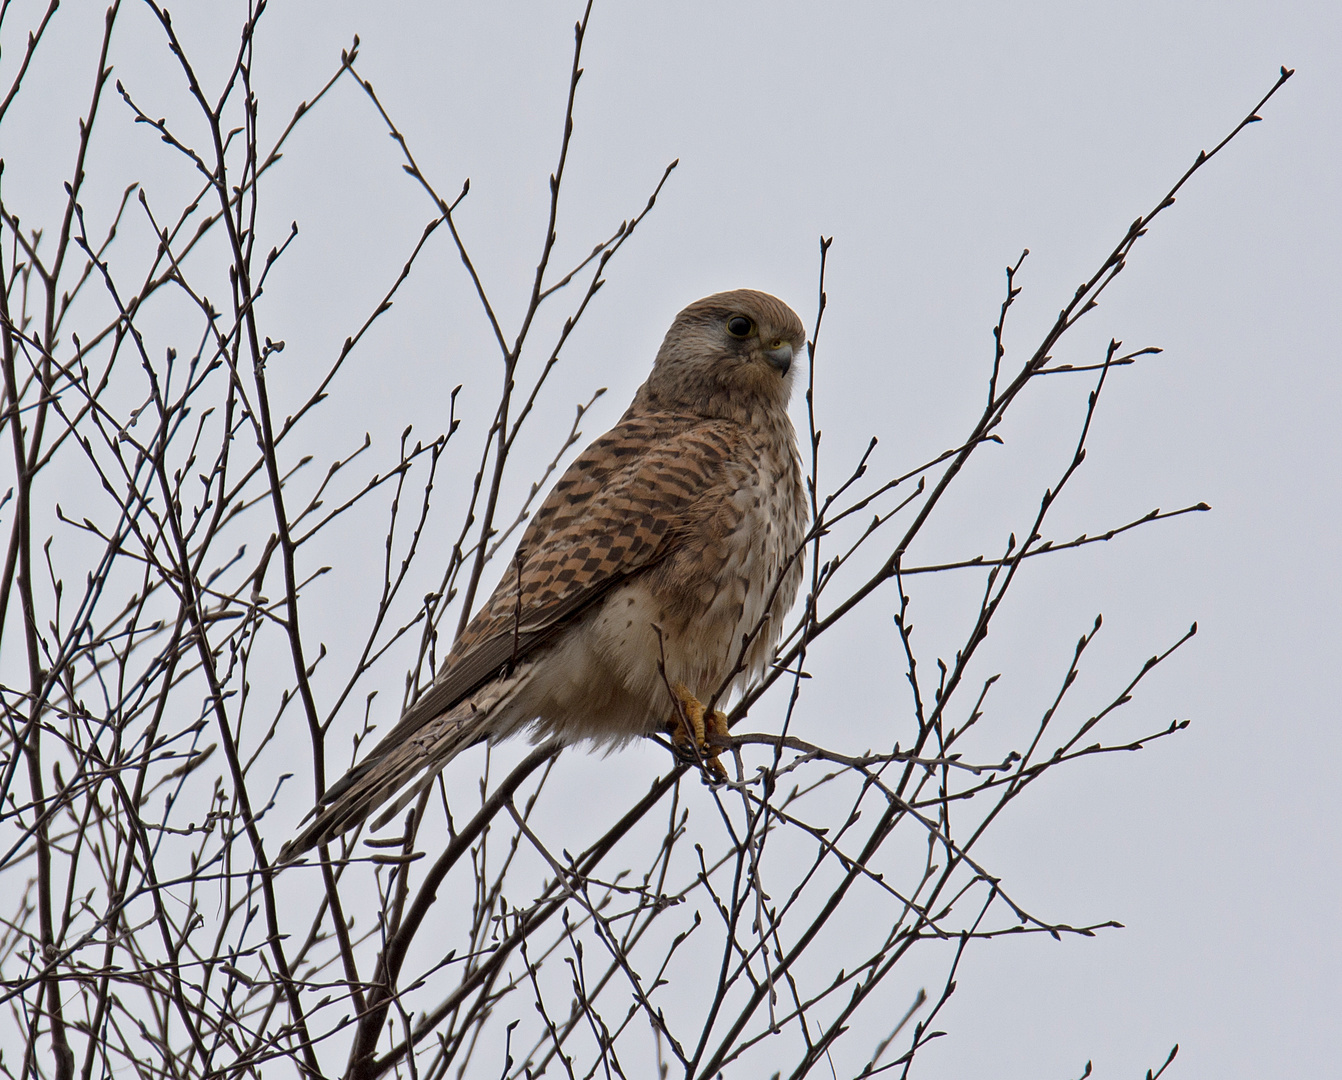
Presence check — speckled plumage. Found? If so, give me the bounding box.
[282,290,808,859]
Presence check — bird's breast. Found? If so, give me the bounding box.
[647,427,807,697]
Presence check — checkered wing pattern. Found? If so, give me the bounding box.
[395,412,734,738]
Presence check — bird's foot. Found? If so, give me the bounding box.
[670,682,729,782]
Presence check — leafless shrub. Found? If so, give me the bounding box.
[0,3,1289,1078]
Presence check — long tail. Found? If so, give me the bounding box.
[278,703,487,863]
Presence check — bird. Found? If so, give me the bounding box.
[280,289,809,861]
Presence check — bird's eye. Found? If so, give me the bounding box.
[726,315,754,338]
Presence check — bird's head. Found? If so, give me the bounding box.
[637,289,807,422]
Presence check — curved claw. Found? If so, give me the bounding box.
[670,682,729,781]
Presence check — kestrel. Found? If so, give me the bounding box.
[281,289,808,860]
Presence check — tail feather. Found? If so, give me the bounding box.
[278,706,485,863]
[369,767,446,835]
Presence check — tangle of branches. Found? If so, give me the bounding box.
[0,3,1289,1078]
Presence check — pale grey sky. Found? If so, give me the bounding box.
[4,2,1337,1077]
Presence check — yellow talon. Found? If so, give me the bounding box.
[670,682,729,781]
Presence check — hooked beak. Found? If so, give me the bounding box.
[765,340,794,376]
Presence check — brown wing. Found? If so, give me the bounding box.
[365,410,738,756]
